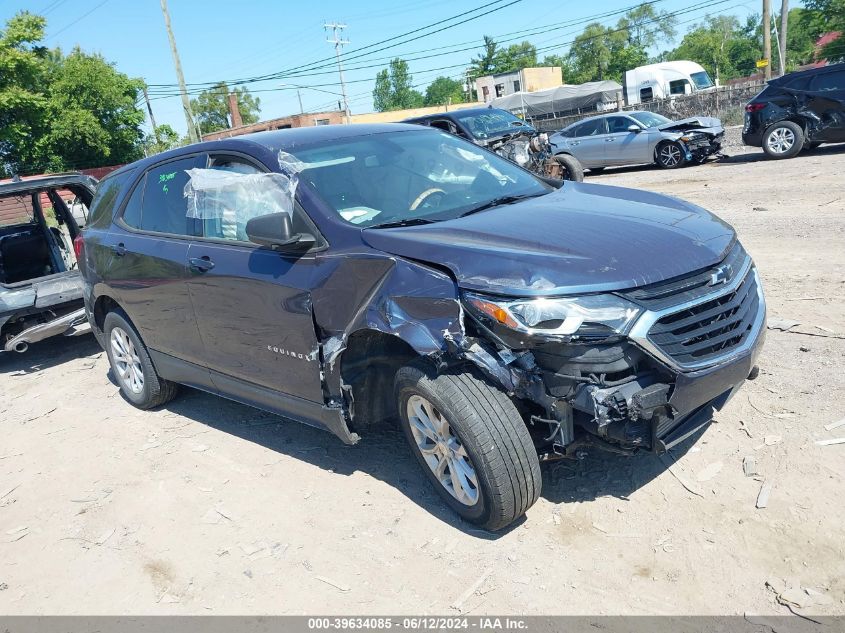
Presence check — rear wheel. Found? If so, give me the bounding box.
[656,141,685,169]
[762,121,804,159]
[395,362,541,531]
[104,310,178,409]
[546,154,584,182]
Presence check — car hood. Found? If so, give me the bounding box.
[361,182,736,297]
[657,116,723,135]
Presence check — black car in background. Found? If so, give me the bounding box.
[743,62,845,159]
[405,107,584,181]
[79,124,765,530]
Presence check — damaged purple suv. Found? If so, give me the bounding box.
[79,124,766,530]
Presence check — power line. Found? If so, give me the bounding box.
[48,0,111,41]
[145,0,520,89]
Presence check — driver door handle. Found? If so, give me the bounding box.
[111,243,126,256]
[188,256,215,273]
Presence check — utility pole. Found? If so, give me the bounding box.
[297,90,304,114]
[142,86,161,145]
[779,0,789,75]
[160,0,198,143]
[762,0,772,80]
[324,22,350,123]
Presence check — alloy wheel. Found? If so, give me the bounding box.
[110,326,144,394]
[659,144,682,167]
[406,395,480,507]
[767,127,795,154]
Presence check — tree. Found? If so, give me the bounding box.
[803,0,845,61]
[470,35,499,78]
[144,124,181,155]
[0,12,49,176]
[567,23,615,82]
[668,15,758,82]
[371,58,424,111]
[424,76,465,106]
[622,3,677,50]
[190,82,261,135]
[494,41,537,74]
[0,11,146,175]
[42,47,145,171]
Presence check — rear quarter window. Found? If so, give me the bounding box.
[87,170,132,229]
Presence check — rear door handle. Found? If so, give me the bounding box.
[111,243,126,256]
[188,256,215,272]
[605,138,615,142]
[571,141,580,146]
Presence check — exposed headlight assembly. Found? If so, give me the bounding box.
[464,292,642,338]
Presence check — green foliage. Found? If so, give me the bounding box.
[0,11,145,176]
[144,124,182,156]
[469,38,537,78]
[668,15,759,82]
[372,59,424,112]
[803,0,845,61]
[423,76,465,107]
[189,82,261,135]
[562,4,677,83]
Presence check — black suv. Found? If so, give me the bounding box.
[79,124,765,530]
[743,62,845,159]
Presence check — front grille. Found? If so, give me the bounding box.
[647,267,760,367]
[622,241,747,311]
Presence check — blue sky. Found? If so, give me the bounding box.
[3,0,762,136]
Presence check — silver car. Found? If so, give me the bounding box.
[549,111,724,171]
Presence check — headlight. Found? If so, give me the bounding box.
[464,292,642,338]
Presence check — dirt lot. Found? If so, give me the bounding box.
[2,134,844,616]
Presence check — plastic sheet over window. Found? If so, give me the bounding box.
[183,168,298,221]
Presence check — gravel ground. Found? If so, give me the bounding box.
[1,141,844,616]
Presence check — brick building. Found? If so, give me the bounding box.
[202,110,345,141]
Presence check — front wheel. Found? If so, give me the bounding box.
[395,363,541,531]
[762,120,804,159]
[656,141,685,169]
[545,154,584,182]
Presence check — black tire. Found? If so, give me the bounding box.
[395,362,541,531]
[103,309,179,409]
[762,120,804,159]
[548,154,584,182]
[656,141,685,169]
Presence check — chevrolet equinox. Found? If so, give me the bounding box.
[79,124,766,530]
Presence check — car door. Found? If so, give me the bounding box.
[566,118,608,167]
[104,154,211,377]
[808,69,845,142]
[604,115,652,165]
[184,154,325,403]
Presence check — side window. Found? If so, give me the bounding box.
[136,156,206,236]
[87,170,131,229]
[669,79,688,95]
[191,156,325,247]
[198,157,264,242]
[429,120,455,134]
[607,116,634,133]
[120,175,145,229]
[785,76,810,91]
[812,71,844,92]
[573,119,606,137]
[640,87,654,102]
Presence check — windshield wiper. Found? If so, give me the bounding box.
[369,217,438,229]
[458,193,545,218]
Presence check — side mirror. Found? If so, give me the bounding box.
[628,125,642,133]
[245,212,315,253]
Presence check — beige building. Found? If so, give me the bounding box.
[349,102,480,124]
[475,67,563,103]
